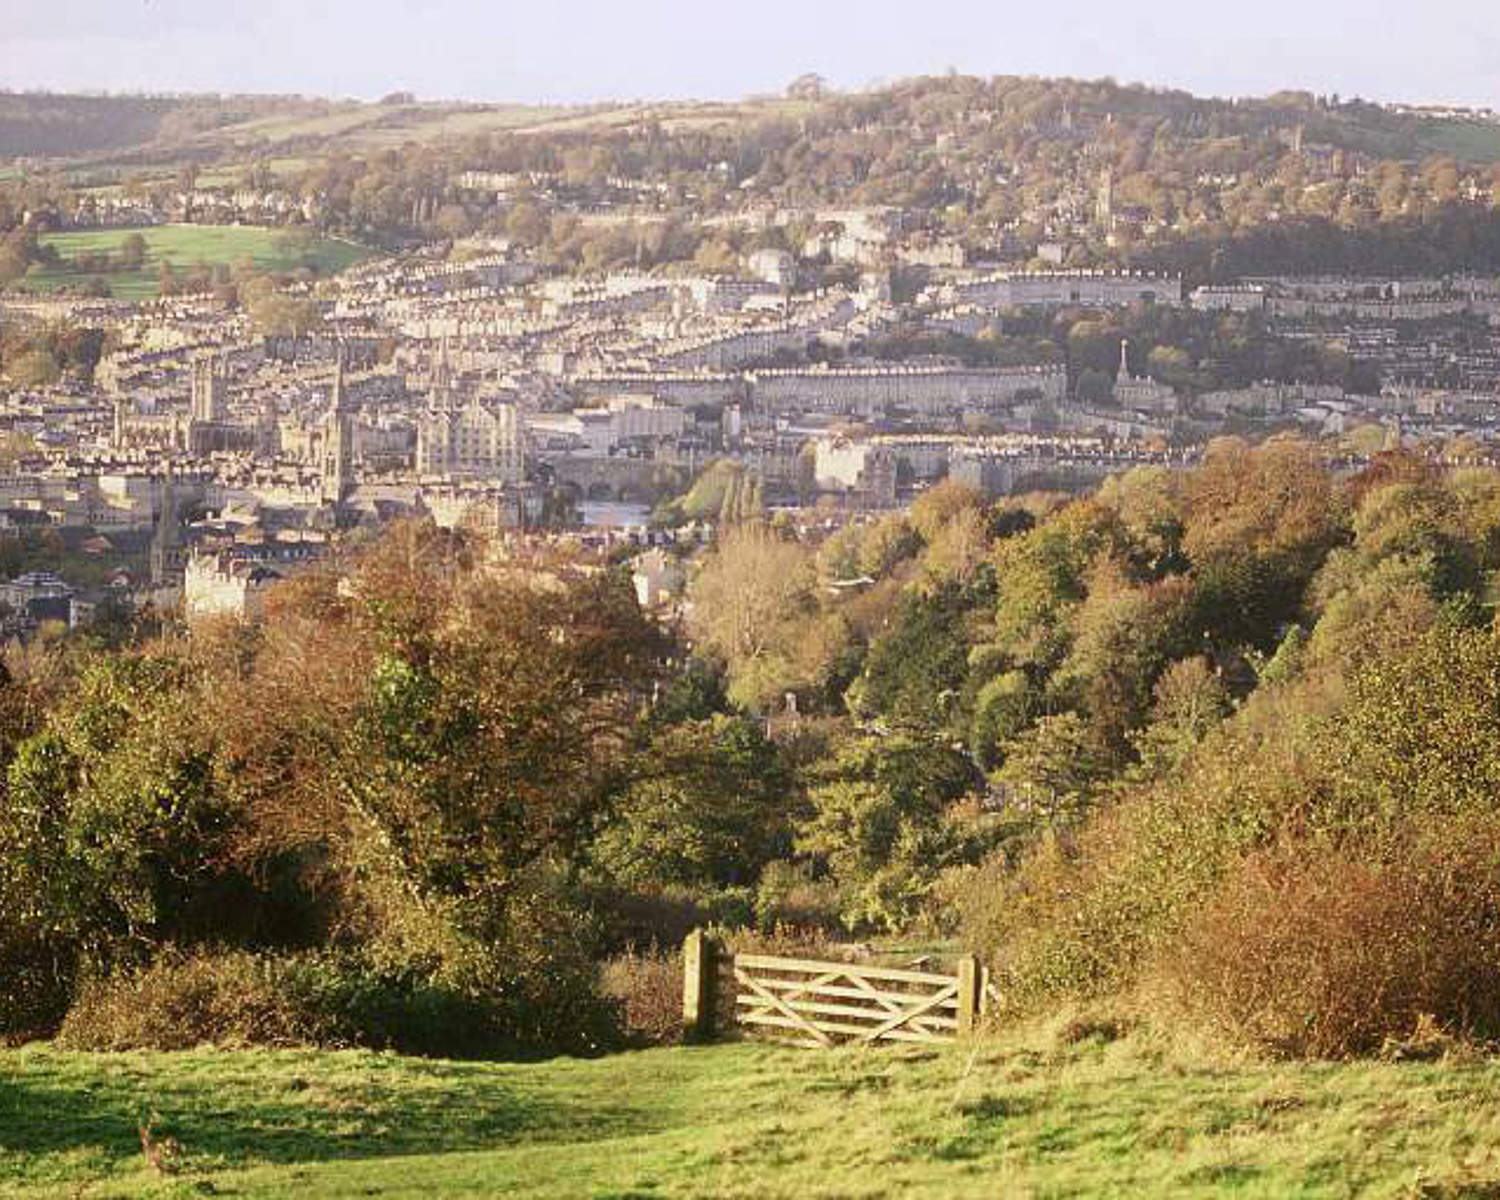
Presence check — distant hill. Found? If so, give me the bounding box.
[7,79,1500,173]
[0,92,351,160]
[0,91,616,168]
[8,76,1500,273]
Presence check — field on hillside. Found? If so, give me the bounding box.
[6,1023,1500,1198]
[18,225,373,300]
[1417,121,1500,165]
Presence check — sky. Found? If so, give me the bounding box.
[4,0,1500,110]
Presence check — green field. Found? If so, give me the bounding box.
[18,224,374,301]
[6,1022,1500,1197]
[1416,121,1500,165]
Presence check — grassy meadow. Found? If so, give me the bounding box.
[20,225,373,300]
[6,1021,1500,1198]
[1416,121,1500,164]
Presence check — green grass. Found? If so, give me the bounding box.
[194,158,310,189]
[18,225,374,300]
[7,1022,1500,1197]
[1415,122,1500,164]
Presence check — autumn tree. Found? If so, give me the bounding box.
[687,525,815,712]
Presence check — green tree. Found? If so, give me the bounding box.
[796,734,982,931]
[850,580,980,731]
[119,232,147,270]
[991,712,1112,823]
[593,716,796,890]
[0,653,227,969]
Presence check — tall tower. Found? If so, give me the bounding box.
[430,336,456,411]
[1118,338,1132,382]
[1096,167,1115,231]
[190,356,226,423]
[257,394,280,460]
[151,470,180,587]
[321,345,354,506]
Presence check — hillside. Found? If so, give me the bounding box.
[0,91,612,169]
[0,92,344,161]
[9,77,1500,273]
[8,78,1500,173]
[6,1027,1500,1198]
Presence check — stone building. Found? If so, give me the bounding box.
[320,351,355,505]
[415,397,526,481]
[748,364,1066,417]
[1112,341,1178,416]
[184,552,285,621]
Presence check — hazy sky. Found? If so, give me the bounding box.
[5,0,1500,109]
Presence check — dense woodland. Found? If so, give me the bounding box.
[5,441,1500,1058]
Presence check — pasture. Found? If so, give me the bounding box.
[5,1020,1500,1197]
[19,224,373,300]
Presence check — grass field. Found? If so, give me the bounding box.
[1416,122,1500,165]
[18,225,374,300]
[6,1021,1500,1198]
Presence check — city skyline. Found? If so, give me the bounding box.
[6,0,1500,110]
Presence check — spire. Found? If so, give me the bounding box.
[1118,338,1131,381]
[322,345,354,507]
[332,341,348,412]
[430,336,455,411]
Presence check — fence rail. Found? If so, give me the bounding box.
[681,930,981,1048]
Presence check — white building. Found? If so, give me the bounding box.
[527,396,685,457]
[1190,285,1267,313]
[415,376,527,484]
[813,437,898,504]
[632,548,686,610]
[183,553,285,621]
[952,270,1184,310]
[748,248,797,289]
[748,364,1066,417]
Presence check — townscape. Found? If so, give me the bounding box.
[8,76,1500,633]
[13,12,1500,1197]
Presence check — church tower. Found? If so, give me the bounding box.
[151,470,180,588]
[190,356,226,423]
[257,394,280,460]
[1096,167,1115,231]
[430,336,456,410]
[320,345,354,506]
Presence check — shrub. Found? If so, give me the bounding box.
[721,923,847,961]
[1154,825,1500,1058]
[0,926,73,1044]
[600,947,682,1046]
[592,883,759,955]
[56,947,617,1059]
[964,668,1343,1015]
[592,715,796,892]
[753,861,843,934]
[795,733,984,932]
[58,950,336,1051]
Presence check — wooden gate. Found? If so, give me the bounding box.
[681,931,981,1048]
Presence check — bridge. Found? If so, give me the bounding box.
[542,455,695,504]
